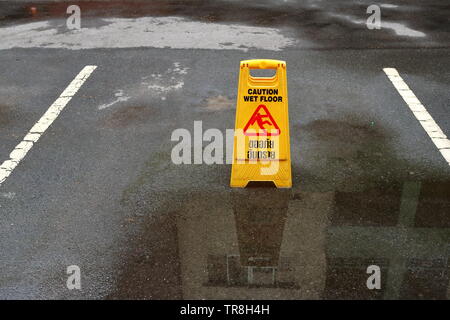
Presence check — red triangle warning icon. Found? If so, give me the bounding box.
[243,104,280,136]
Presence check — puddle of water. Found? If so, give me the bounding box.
[108,111,449,299]
[332,182,403,226]
[415,181,450,228]
[111,177,449,299]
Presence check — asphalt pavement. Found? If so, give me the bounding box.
[0,0,449,299]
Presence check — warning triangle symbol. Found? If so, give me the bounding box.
[243,104,280,136]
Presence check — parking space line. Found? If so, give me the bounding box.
[0,65,97,186]
[383,68,450,165]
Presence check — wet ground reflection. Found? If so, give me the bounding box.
[326,181,449,299]
[128,180,446,299]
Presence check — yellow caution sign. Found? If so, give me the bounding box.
[230,59,292,188]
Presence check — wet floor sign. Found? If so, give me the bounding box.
[230,59,292,188]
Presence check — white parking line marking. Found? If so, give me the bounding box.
[0,65,97,186]
[384,68,450,165]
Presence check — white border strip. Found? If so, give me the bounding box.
[383,68,450,165]
[0,65,97,186]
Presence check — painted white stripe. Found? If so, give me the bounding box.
[0,65,97,186]
[383,68,450,165]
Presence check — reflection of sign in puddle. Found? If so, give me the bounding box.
[175,180,449,299]
[214,255,299,289]
[176,189,332,298]
[232,189,290,268]
[206,189,293,288]
[221,189,294,288]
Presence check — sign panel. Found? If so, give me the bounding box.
[230,59,292,188]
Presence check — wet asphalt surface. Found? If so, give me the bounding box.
[0,0,449,299]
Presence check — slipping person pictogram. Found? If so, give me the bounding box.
[243,104,280,136]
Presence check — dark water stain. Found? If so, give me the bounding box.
[108,211,182,299]
[325,257,450,300]
[415,181,450,228]
[101,105,157,129]
[400,258,450,299]
[300,118,385,142]
[325,257,389,299]
[332,182,403,226]
[295,116,444,187]
[298,118,388,172]
[113,178,449,298]
[109,111,449,299]
[0,104,12,126]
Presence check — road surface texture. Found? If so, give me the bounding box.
[0,0,449,299]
